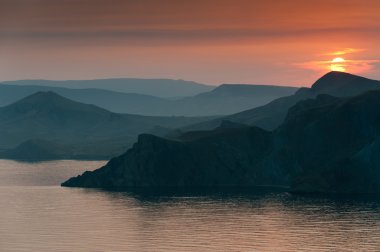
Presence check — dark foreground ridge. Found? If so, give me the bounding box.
[182,71,380,132]
[63,89,380,194]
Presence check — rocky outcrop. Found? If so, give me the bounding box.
[280,91,380,193]
[62,127,281,188]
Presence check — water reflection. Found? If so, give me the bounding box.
[85,188,380,251]
[1,160,380,251]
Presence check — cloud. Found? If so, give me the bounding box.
[2,27,380,48]
[297,58,380,76]
[1,0,380,84]
[1,0,380,46]
[297,47,380,77]
[325,48,366,56]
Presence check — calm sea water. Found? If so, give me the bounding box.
[1,159,380,251]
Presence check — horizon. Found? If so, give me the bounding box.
[0,70,374,88]
[1,0,380,86]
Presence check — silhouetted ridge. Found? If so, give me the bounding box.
[312,71,361,89]
[210,84,297,96]
[181,72,380,131]
[10,91,105,110]
[218,120,248,129]
[310,71,380,96]
[283,94,341,123]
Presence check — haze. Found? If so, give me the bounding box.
[1,0,380,86]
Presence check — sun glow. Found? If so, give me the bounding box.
[330,57,346,72]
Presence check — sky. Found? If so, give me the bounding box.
[1,0,380,86]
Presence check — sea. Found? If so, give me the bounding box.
[1,159,380,251]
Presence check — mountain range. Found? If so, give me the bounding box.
[62,72,380,194]
[0,82,297,116]
[0,92,213,160]
[181,71,380,132]
[2,78,213,98]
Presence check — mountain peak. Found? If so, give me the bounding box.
[311,71,362,89]
[312,71,361,89]
[1,91,111,117]
[310,71,380,96]
[321,71,358,78]
[18,91,70,104]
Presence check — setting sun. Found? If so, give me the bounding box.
[331,57,346,72]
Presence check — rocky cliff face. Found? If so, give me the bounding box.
[279,91,380,193]
[63,90,380,194]
[62,127,282,188]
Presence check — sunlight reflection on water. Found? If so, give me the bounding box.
[0,160,380,252]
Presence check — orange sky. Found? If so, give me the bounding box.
[1,0,380,86]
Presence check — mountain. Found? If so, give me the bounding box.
[310,71,380,96]
[0,84,172,114]
[181,71,380,131]
[62,90,380,193]
[62,127,276,188]
[0,83,297,116]
[2,78,213,98]
[0,92,213,160]
[168,84,298,116]
[0,139,75,161]
[275,91,380,193]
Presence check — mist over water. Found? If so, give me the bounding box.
[1,160,380,251]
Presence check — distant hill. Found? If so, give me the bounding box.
[0,84,171,114]
[0,83,297,116]
[169,84,298,116]
[62,90,380,194]
[2,78,213,98]
[0,92,213,160]
[182,71,380,131]
[0,139,75,161]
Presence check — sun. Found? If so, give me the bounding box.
[330,57,346,72]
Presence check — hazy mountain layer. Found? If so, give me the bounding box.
[0,84,169,114]
[0,92,213,160]
[172,84,298,116]
[2,78,213,98]
[0,83,297,116]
